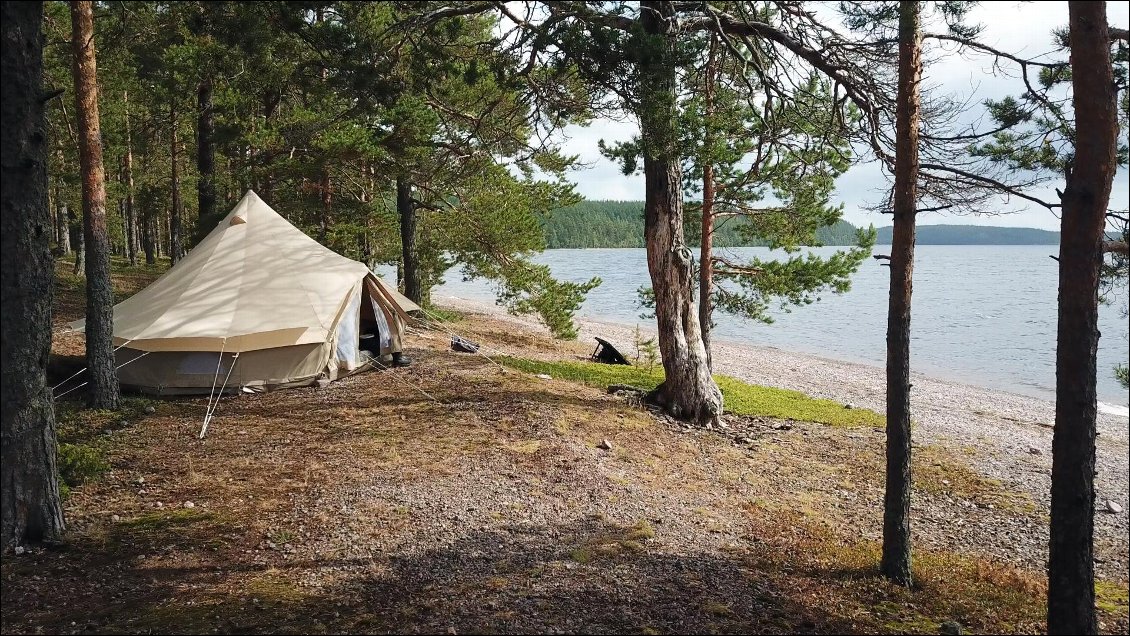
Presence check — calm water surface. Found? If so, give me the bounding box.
[416,245,1129,407]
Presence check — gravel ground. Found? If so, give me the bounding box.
[10,259,1124,635]
[437,294,1130,580]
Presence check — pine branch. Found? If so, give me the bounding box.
[1104,241,1129,255]
[919,162,1060,210]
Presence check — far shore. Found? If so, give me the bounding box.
[434,293,1130,576]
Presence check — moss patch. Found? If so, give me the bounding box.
[1096,580,1129,617]
[915,446,1036,513]
[741,502,1049,634]
[499,356,883,428]
[570,520,656,564]
[54,396,159,443]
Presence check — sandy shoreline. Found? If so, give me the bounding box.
[435,294,1130,577]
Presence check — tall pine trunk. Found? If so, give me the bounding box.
[1,0,67,549]
[123,91,137,265]
[142,203,155,265]
[699,35,718,371]
[1047,3,1117,633]
[71,0,118,410]
[196,78,217,239]
[56,199,71,255]
[639,0,722,426]
[881,0,921,588]
[398,176,423,305]
[70,204,84,275]
[169,99,183,264]
[117,198,127,257]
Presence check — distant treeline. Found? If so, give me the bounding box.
[542,201,861,248]
[874,224,1060,245]
[542,201,1063,248]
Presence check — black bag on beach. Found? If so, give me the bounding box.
[451,335,480,354]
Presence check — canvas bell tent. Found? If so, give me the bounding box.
[69,190,420,395]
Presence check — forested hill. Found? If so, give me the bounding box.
[874,225,1060,245]
[542,202,1063,248]
[542,201,861,248]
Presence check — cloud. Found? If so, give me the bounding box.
[560,1,1130,231]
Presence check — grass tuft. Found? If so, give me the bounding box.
[499,356,884,427]
[915,446,1036,513]
[56,442,110,499]
[1096,580,1129,617]
[570,519,656,564]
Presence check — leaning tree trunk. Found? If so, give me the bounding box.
[397,175,423,305]
[1,0,67,549]
[881,0,921,588]
[196,78,217,240]
[1048,3,1117,634]
[639,0,723,426]
[71,0,118,410]
[699,34,718,371]
[169,99,183,264]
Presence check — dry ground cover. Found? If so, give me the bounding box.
[1,259,1126,634]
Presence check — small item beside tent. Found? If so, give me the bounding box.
[68,190,420,395]
[591,337,630,365]
[451,335,480,354]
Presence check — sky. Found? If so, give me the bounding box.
[551,1,1130,231]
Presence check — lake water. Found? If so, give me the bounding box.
[415,245,1130,407]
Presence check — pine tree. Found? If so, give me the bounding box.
[1,0,67,549]
[71,0,119,409]
[1047,4,1120,632]
[408,1,911,423]
[881,0,922,589]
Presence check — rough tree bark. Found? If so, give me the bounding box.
[123,91,137,265]
[639,0,723,426]
[2,0,67,549]
[169,99,183,264]
[1047,3,1117,633]
[881,0,921,588]
[397,175,423,305]
[71,0,119,409]
[197,78,216,238]
[699,34,718,371]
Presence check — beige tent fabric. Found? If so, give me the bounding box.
[67,190,418,393]
[373,276,422,314]
[115,343,330,393]
[70,190,372,353]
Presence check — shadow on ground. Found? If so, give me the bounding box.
[2,515,870,635]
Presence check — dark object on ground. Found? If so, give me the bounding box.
[451,335,480,354]
[592,337,630,365]
[359,333,380,356]
[392,352,411,367]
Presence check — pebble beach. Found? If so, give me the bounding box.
[439,294,1130,578]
